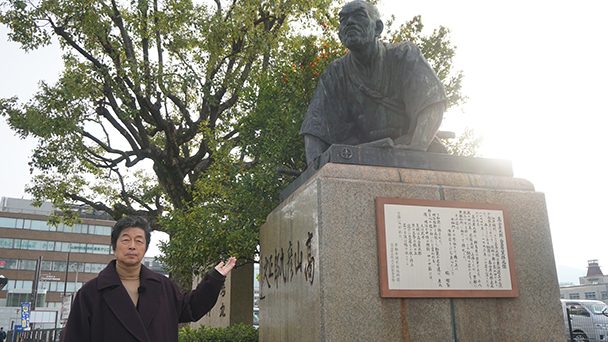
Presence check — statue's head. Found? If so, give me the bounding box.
[338,0,383,50]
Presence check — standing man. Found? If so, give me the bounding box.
[300,0,447,166]
[61,216,236,342]
[0,327,6,342]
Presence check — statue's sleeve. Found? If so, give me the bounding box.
[300,76,330,142]
[300,60,353,145]
[399,43,447,123]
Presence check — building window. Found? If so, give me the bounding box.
[12,280,33,290]
[72,224,85,234]
[54,242,71,252]
[19,259,38,271]
[569,293,580,299]
[0,238,13,249]
[30,220,51,231]
[91,244,111,254]
[586,292,597,300]
[52,261,67,272]
[0,238,111,254]
[560,293,565,298]
[1,218,111,236]
[0,258,18,269]
[6,292,45,307]
[95,225,112,236]
[0,217,18,228]
[0,258,107,278]
[4,279,84,293]
[602,291,608,299]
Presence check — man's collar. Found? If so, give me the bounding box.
[96,260,160,290]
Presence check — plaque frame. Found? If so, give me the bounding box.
[376,197,518,298]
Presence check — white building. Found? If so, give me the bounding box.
[560,260,608,304]
[0,197,116,330]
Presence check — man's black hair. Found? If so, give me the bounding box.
[111,216,152,251]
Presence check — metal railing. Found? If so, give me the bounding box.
[565,307,608,342]
[6,328,62,342]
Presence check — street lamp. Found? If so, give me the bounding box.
[67,262,81,303]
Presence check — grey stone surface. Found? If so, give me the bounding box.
[260,163,565,342]
[259,184,322,341]
[280,144,513,202]
[193,260,254,328]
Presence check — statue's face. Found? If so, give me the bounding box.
[338,2,377,50]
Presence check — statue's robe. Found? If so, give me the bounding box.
[300,41,447,149]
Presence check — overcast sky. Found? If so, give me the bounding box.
[1,0,607,280]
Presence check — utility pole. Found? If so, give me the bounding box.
[63,250,70,296]
[30,256,42,311]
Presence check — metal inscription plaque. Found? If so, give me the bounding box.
[376,197,518,298]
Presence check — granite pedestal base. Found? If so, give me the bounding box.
[259,163,564,342]
[192,261,253,328]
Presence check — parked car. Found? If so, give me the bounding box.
[562,299,608,341]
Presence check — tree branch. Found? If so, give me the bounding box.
[95,105,142,153]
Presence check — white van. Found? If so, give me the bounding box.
[562,299,608,341]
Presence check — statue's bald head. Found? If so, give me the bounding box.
[338,0,383,50]
[340,0,380,22]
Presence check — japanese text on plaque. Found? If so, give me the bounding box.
[384,204,512,291]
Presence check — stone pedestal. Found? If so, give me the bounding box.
[259,163,565,342]
[192,261,254,328]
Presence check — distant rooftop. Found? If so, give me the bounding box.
[586,259,604,277]
[1,197,54,215]
[0,197,113,220]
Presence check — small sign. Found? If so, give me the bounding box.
[61,295,72,320]
[376,197,518,298]
[40,274,61,281]
[21,302,31,329]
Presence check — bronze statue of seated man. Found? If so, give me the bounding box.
[300,0,447,167]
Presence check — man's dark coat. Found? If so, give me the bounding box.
[61,260,225,342]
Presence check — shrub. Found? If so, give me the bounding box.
[179,324,258,342]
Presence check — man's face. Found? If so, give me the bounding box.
[339,2,377,50]
[114,227,147,267]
